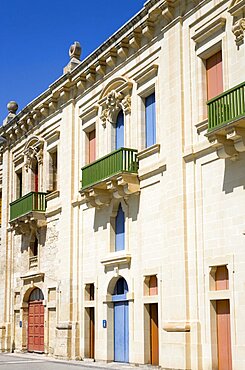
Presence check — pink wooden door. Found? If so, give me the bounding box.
[206,51,223,100]
[89,130,96,163]
[216,300,232,370]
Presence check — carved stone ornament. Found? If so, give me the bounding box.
[232,18,245,45]
[23,137,44,171]
[100,90,131,126]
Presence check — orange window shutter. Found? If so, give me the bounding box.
[89,130,96,163]
[206,51,223,100]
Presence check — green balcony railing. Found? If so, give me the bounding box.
[81,147,138,190]
[208,81,245,132]
[10,192,47,222]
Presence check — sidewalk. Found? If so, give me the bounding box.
[7,352,161,370]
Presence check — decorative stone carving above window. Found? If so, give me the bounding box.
[98,77,132,127]
[232,18,245,46]
[23,136,44,171]
[228,0,245,46]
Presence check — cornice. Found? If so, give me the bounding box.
[0,0,200,145]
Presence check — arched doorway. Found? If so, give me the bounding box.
[28,288,44,352]
[112,277,129,363]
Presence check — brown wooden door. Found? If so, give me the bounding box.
[28,301,44,352]
[89,308,95,358]
[150,303,159,365]
[216,300,232,370]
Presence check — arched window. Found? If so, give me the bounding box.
[115,204,125,251]
[116,110,124,149]
[113,277,128,298]
[29,288,44,302]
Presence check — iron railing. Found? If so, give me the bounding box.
[207,81,245,132]
[10,192,46,221]
[81,147,138,190]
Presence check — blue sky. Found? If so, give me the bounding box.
[0,0,144,124]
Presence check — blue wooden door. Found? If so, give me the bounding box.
[116,110,124,149]
[114,301,129,362]
[113,278,129,363]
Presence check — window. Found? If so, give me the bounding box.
[32,160,39,192]
[145,92,156,148]
[88,129,96,163]
[50,150,58,191]
[85,283,95,301]
[115,204,125,251]
[206,51,223,100]
[16,170,23,198]
[116,110,124,150]
[0,191,2,226]
[215,265,229,290]
[29,237,38,269]
[144,275,158,296]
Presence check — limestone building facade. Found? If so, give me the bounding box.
[0,0,244,369]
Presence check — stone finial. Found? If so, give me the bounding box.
[3,101,18,126]
[7,101,18,114]
[69,41,81,60]
[63,41,82,74]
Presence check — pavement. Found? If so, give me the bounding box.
[0,352,161,370]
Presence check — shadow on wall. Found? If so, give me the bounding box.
[223,152,245,194]
[93,194,140,232]
[20,227,47,254]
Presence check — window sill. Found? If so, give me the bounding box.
[101,251,131,267]
[137,143,166,181]
[137,143,160,160]
[46,190,60,201]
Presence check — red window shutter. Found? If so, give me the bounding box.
[206,51,223,100]
[89,130,96,163]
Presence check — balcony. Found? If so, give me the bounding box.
[10,192,47,234]
[80,147,140,208]
[206,82,245,159]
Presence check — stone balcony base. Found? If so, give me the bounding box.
[80,173,140,208]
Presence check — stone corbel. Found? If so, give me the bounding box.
[81,188,112,208]
[40,103,49,118]
[86,67,96,83]
[208,134,239,160]
[117,39,129,59]
[48,98,58,113]
[20,120,28,133]
[129,29,141,49]
[142,20,154,39]
[162,5,174,22]
[232,18,245,46]
[33,109,41,122]
[76,75,86,92]
[106,49,117,68]
[107,175,140,199]
[95,60,106,76]
[27,116,34,128]
[226,127,245,152]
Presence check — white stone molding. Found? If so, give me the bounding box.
[192,17,226,45]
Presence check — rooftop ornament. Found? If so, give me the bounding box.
[63,41,82,73]
[2,100,18,127]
